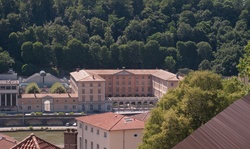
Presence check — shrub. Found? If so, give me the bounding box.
[58,112,65,115]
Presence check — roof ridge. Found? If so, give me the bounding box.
[32,135,40,149]
[109,115,125,131]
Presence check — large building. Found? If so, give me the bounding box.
[76,112,145,149]
[70,68,182,113]
[0,69,19,113]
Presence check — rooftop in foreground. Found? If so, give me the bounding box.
[173,93,250,149]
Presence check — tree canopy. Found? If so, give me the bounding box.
[50,82,66,93]
[25,82,40,94]
[0,0,249,76]
[139,70,249,149]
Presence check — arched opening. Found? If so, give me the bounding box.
[113,102,118,108]
[44,100,51,112]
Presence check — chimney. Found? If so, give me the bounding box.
[64,129,78,149]
[76,68,80,72]
[92,75,95,79]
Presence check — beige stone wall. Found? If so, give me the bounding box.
[77,122,110,149]
[110,129,143,149]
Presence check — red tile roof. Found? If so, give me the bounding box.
[173,93,250,149]
[10,133,61,149]
[21,93,78,99]
[71,69,181,81]
[76,112,144,131]
[0,133,18,149]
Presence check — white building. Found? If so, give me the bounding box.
[76,112,145,149]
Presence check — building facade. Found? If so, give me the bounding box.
[70,69,182,113]
[0,70,19,113]
[76,112,144,149]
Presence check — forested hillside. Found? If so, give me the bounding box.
[0,0,249,76]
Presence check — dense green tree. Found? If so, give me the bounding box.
[25,82,40,93]
[142,40,161,68]
[50,82,66,93]
[140,71,249,149]
[21,41,34,63]
[0,51,14,73]
[21,63,37,76]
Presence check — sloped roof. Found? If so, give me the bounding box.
[130,112,151,122]
[21,93,78,99]
[11,133,61,149]
[76,112,144,131]
[71,69,181,81]
[70,70,105,82]
[0,133,18,149]
[173,93,250,149]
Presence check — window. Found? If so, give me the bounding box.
[0,86,5,90]
[128,76,131,79]
[79,137,82,149]
[98,95,101,101]
[142,76,144,79]
[107,105,111,111]
[73,105,76,109]
[98,83,101,87]
[97,144,99,149]
[128,81,131,85]
[91,127,93,132]
[136,81,139,85]
[98,104,101,110]
[82,95,85,101]
[128,87,131,92]
[148,76,151,79]
[82,83,85,87]
[28,106,31,110]
[136,76,139,79]
[90,83,93,87]
[122,76,125,79]
[148,87,151,92]
[116,81,119,85]
[90,89,93,94]
[171,83,174,86]
[12,86,16,90]
[98,89,101,94]
[142,81,144,85]
[116,87,119,92]
[90,95,93,101]
[122,81,125,85]
[97,129,99,135]
[136,87,139,92]
[142,87,144,92]
[73,100,75,102]
[90,105,93,110]
[91,142,93,149]
[64,105,68,109]
[85,125,88,130]
[116,76,119,79]
[82,89,85,94]
[109,87,112,92]
[85,139,87,149]
[6,86,10,90]
[122,87,125,92]
[104,132,107,138]
[80,123,82,128]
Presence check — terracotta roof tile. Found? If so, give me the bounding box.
[11,133,61,149]
[0,133,18,149]
[173,93,250,149]
[21,93,78,99]
[71,69,180,81]
[76,112,144,131]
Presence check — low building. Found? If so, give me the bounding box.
[18,93,78,113]
[76,112,145,149]
[173,93,250,149]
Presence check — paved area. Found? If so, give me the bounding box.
[0,126,77,132]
